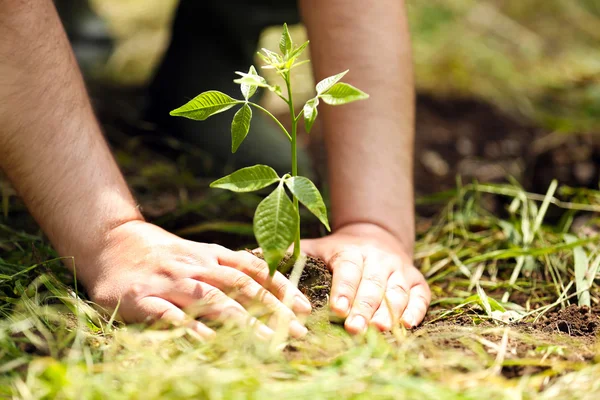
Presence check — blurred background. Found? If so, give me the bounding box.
[8,0,598,242]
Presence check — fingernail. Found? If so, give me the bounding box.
[335,296,349,314]
[347,315,366,334]
[402,312,414,328]
[294,295,312,314]
[370,316,391,332]
[256,324,275,340]
[289,320,308,338]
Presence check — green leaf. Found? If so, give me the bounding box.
[279,23,293,55]
[240,66,259,100]
[254,185,299,274]
[303,98,319,133]
[231,104,252,153]
[259,48,282,65]
[210,165,279,192]
[288,40,310,61]
[316,70,349,95]
[285,176,330,231]
[320,83,369,106]
[234,71,270,89]
[566,234,591,307]
[170,91,239,120]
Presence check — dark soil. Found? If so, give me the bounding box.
[283,254,332,309]
[419,303,600,379]
[253,252,332,309]
[531,305,600,337]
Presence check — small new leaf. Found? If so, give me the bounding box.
[320,82,369,106]
[234,72,270,89]
[316,70,349,95]
[303,98,319,134]
[231,104,252,153]
[288,40,310,61]
[285,176,330,231]
[260,48,282,65]
[240,66,259,100]
[279,23,293,56]
[254,185,299,274]
[170,91,240,121]
[210,165,279,193]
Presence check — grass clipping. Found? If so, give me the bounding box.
[1,181,600,398]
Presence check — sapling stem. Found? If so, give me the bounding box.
[285,72,302,261]
[170,24,368,276]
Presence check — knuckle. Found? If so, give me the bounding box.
[157,266,179,281]
[363,274,385,291]
[128,283,147,298]
[336,279,358,294]
[331,247,362,264]
[248,257,269,275]
[357,296,380,312]
[206,243,225,252]
[230,274,256,293]
[270,278,288,296]
[389,281,409,296]
[202,287,224,304]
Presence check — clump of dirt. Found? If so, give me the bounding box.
[533,305,600,337]
[284,255,331,309]
[252,252,332,309]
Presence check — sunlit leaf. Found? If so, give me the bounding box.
[240,66,259,100]
[316,70,349,95]
[170,91,240,121]
[303,98,319,133]
[285,176,330,231]
[279,23,293,55]
[234,72,270,89]
[210,165,279,192]
[231,104,252,153]
[260,48,282,64]
[288,40,310,61]
[566,234,591,307]
[320,83,369,106]
[254,185,299,274]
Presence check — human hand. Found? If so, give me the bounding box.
[80,221,312,339]
[301,223,430,334]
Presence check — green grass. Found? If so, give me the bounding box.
[1,181,600,399]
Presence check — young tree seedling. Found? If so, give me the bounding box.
[170,24,369,275]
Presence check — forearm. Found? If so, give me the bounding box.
[0,1,142,284]
[300,0,415,252]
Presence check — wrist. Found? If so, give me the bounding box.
[53,212,145,289]
[334,221,414,257]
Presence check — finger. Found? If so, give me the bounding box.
[370,270,410,331]
[400,282,431,328]
[136,296,216,339]
[192,266,307,336]
[329,247,364,318]
[346,254,393,334]
[161,279,280,338]
[217,249,312,315]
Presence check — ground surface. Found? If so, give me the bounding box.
[1,89,600,399]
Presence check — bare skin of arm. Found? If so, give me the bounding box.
[299,0,431,333]
[0,0,311,339]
